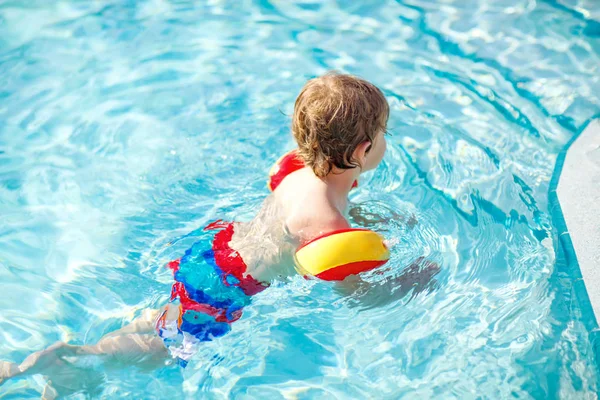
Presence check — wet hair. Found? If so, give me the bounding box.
[292,72,389,178]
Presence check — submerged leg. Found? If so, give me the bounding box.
[0,341,105,397]
[41,383,58,400]
[77,332,168,368]
[0,308,170,396]
[100,308,163,338]
[0,361,20,383]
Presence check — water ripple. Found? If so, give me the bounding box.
[1,0,599,398]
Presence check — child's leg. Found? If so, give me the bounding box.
[0,361,19,384]
[76,332,168,367]
[99,308,162,338]
[74,307,169,366]
[0,308,170,389]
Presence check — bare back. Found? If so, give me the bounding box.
[229,167,350,283]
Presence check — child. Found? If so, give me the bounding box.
[0,72,392,396]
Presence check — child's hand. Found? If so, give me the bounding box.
[383,237,400,249]
[348,204,387,227]
[335,256,441,309]
[348,201,418,229]
[389,257,440,301]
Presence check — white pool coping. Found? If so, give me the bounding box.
[557,119,600,320]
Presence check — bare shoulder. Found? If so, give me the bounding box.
[291,215,349,243]
[283,196,350,242]
[273,167,351,242]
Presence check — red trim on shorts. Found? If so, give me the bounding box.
[164,222,267,326]
[171,281,242,323]
[167,259,181,273]
[204,219,231,231]
[212,224,267,296]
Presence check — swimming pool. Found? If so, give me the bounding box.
[1,0,599,398]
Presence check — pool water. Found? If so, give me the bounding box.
[1,0,600,398]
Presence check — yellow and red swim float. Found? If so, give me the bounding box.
[295,228,389,280]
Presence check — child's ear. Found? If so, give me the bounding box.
[354,141,372,166]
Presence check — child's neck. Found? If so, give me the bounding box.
[322,168,360,212]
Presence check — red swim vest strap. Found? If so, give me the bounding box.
[268,150,306,191]
[268,149,358,191]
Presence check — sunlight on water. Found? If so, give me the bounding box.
[1,0,599,398]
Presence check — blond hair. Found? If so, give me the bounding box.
[292,72,389,178]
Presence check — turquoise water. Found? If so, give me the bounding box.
[1,0,600,398]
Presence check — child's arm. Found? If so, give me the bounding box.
[287,207,351,244]
[348,202,418,229]
[334,257,440,307]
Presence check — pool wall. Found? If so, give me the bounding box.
[553,118,600,362]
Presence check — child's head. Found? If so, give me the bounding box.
[292,72,389,178]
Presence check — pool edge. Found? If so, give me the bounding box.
[551,117,600,365]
